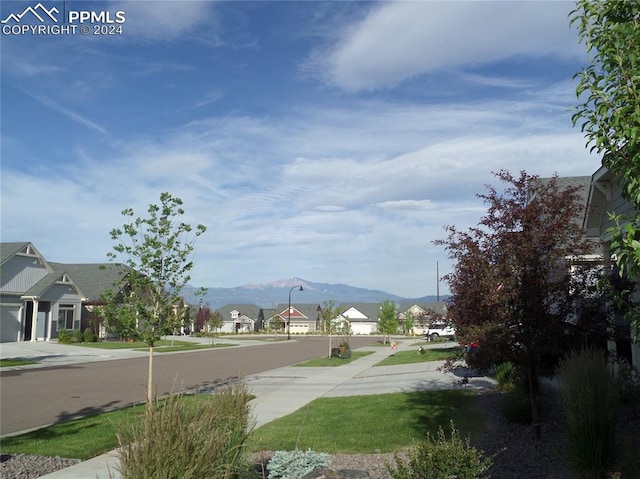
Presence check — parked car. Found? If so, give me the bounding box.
[424,322,455,341]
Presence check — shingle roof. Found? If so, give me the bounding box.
[0,242,31,265]
[48,262,131,302]
[217,303,262,320]
[274,303,321,321]
[337,303,382,321]
[398,302,447,316]
[22,272,66,297]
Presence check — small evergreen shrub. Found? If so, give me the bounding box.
[57,330,71,344]
[266,449,330,479]
[69,329,83,343]
[386,421,492,479]
[557,346,618,479]
[116,383,253,479]
[83,328,97,343]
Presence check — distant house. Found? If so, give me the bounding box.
[269,303,322,334]
[337,303,381,335]
[216,304,261,333]
[398,302,447,335]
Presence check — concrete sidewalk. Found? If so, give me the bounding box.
[6,339,495,478]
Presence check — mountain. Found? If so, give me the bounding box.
[181,278,445,309]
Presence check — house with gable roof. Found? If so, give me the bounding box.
[398,302,447,335]
[216,304,261,333]
[1,242,85,342]
[268,303,321,334]
[337,303,382,335]
[1,242,133,342]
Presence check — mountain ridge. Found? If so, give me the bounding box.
[182,278,446,309]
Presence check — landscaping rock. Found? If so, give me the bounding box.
[302,467,371,478]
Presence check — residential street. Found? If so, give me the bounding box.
[0,336,377,436]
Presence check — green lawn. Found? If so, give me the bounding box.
[1,390,486,459]
[248,389,485,453]
[64,340,233,352]
[294,351,373,367]
[375,347,463,366]
[0,403,144,459]
[0,359,38,368]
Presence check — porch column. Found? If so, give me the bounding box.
[30,300,38,342]
[18,304,24,342]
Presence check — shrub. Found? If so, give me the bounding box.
[69,329,83,343]
[57,330,70,344]
[266,449,330,479]
[83,327,97,343]
[556,346,618,479]
[116,382,254,479]
[386,421,492,479]
[495,362,517,391]
[498,390,532,424]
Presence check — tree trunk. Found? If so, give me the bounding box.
[528,365,541,440]
[146,346,154,415]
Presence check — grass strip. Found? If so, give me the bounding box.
[294,351,373,367]
[0,359,38,368]
[375,347,462,366]
[61,340,232,352]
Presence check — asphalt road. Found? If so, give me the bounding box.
[0,336,377,436]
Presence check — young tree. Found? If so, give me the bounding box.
[321,300,340,357]
[402,310,415,335]
[571,0,640,332]
[378,300,398,344]
[437,171,594,435]
[105,192,206,411]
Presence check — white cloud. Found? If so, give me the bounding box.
[21,90,109,136]
[311,1,582,91]
[113,1,216,40]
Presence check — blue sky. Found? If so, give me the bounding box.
[1,0,602,297]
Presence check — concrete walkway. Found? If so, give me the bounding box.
[2,338,495,478]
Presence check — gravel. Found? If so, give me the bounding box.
[3,388,638,479]
[0,454,80,479]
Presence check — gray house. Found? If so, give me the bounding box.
[0,242,131,342]
[1,242,85,342]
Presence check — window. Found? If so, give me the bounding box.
[58,305,75,330]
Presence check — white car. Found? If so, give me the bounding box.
[425,323,456,341]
